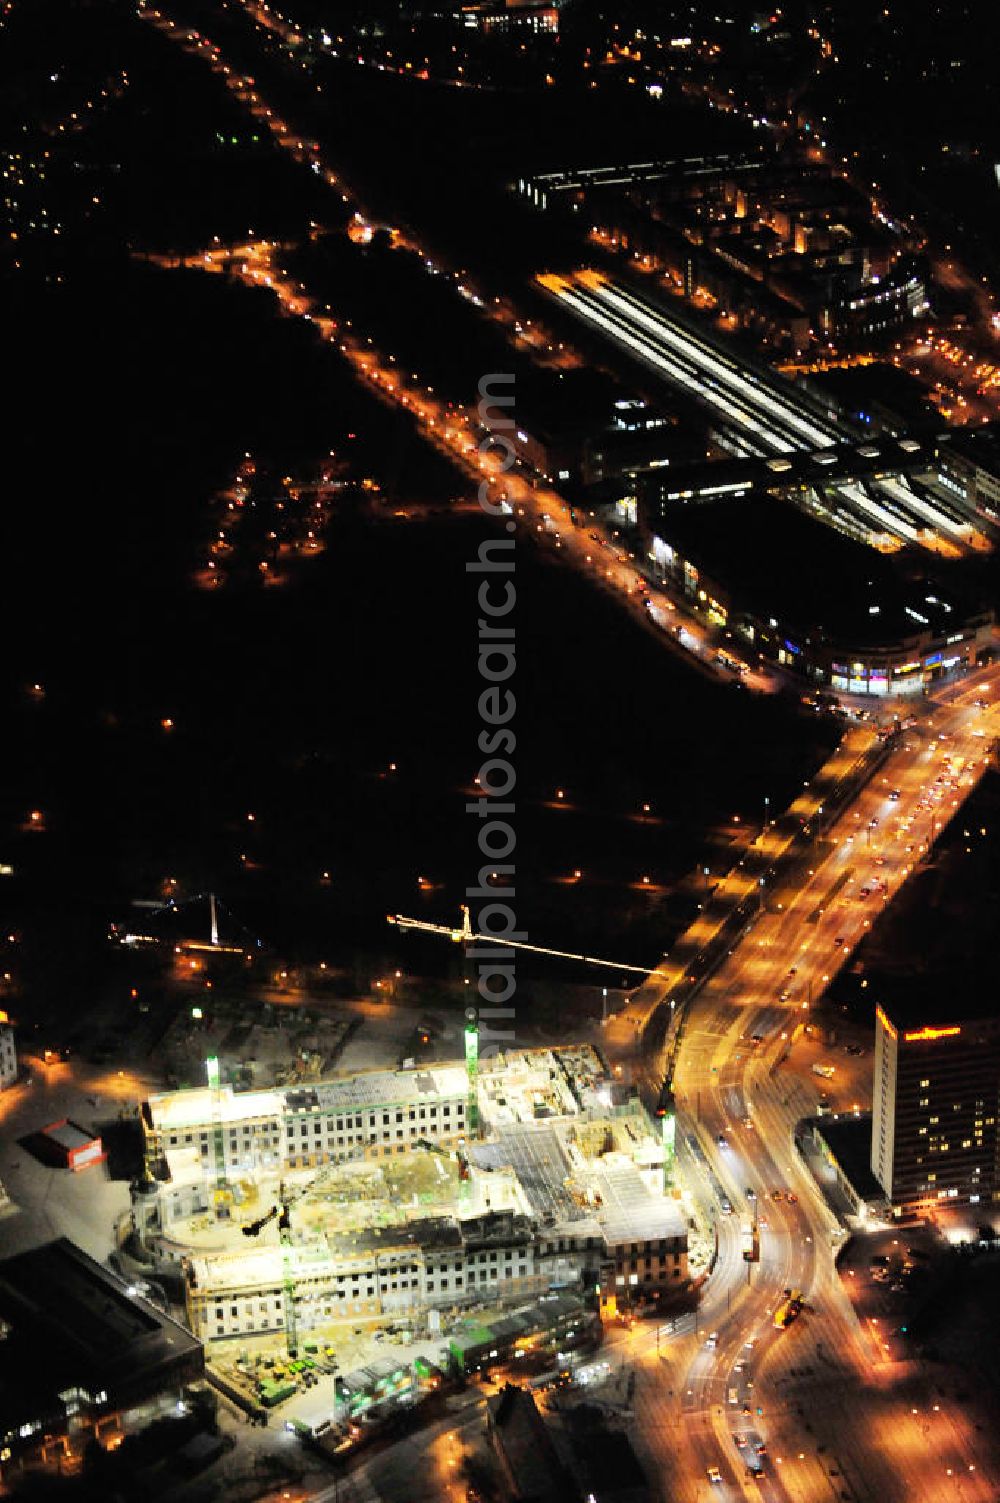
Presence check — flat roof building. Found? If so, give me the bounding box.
[802,1113,889,1220]
[642,490,994,694]
[936,422,1000,525]
[39,1118,104,1171]
[337,1355,413,1415]
[144,1064,471,1175]
[0,1239,203,1459]
[479,366,676,490]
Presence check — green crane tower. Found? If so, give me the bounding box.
[280,1241,298,1357]
[278,1197,298,1357]
[464,1014,479,1138]
[206,1055,229,1213]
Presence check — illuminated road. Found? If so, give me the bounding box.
[139,5,793,701]
[316,679,999,1503]
[308,1393,489,1503]
[612,720,891,1047]
[606,668,1000,1503]
[147,233,779,696]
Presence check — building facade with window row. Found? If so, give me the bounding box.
[143,1066,471,1177]
[185,1210,545,1340]
[871,1001,1000,1209]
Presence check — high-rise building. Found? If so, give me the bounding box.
[871,999,1000,1209]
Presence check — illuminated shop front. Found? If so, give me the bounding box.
[646,504,992,697]
[829,635,976,697]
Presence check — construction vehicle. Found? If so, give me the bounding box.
[414,1135,471,1182]
[242,1204,280,1237]
[773,1288,803,1330]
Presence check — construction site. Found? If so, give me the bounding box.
[123,1038,694,1432]
[155,993,358,1094]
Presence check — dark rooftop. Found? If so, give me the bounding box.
[810,364,938,434]
[647,491,987,650]
[42,1119,97,1152]
[810,1114,886,1208]
[487,1383,572,1503]
[0,1239,203,1426]
[938,420,1000,478]
[331,1215,463,1256]
[575,1430,649,1501]
[875,984,1000,1036]
[511,366,651,442]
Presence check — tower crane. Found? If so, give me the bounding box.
[388,907,681,1120]
[387,905,673,981]
[240,1158,378,1357]
[241,1186,297,1355]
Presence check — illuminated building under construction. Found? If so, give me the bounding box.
[135,1043,687,1341]
[142,1064,473,1175]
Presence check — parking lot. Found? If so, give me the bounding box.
[0,1052,146,1261]
[838,1225,942,1362]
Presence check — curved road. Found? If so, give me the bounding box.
[620,669,1000,1503]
